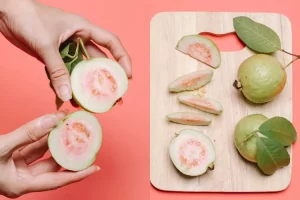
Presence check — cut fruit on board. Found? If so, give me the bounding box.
[166,112,212,126]
[176,35,221,68]
[48,110,102,171]
[71,57,128,113]
[168,69,214,92]
[169,129,216,176]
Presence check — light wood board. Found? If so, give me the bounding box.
[150,12,293,192]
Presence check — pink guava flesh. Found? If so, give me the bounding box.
[166,112,212,126]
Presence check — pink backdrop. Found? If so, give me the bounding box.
[0,0,298,199]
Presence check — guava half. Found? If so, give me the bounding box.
[176,35,221,68]
[71,57,128,113]
[234,114,269,163]
[169,129,216,176]
[168,69,213,92]
[234,54,287,104]
[48,110,102,171]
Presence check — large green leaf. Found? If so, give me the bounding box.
[233,16,281,53]
[259,117,297,146]
[256,137,290,175]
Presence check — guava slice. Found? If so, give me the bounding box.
[177,94,223,115]
[71,57,128,113]
[168,69,213,92]
[176,35,221,68]
[166,112,212,126]
[48,110,102,171]
[169,129,216,176]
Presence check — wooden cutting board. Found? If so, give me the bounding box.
[150,12,293,192]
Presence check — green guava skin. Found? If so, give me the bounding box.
[234,114,269,163]
[237,54,287,104]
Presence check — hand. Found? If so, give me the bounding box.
[0,110,100,198]
[0,0,132,102]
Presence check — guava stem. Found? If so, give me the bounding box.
[233,80,242,90]
[240,130,258,145]
[78,38,90,60]
[280,49,300,58]
[65,39,80,59]
[283,57,299,70]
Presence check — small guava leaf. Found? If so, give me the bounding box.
[233,16,281,53]
[259,117,297,146]
[256,137,290,175]
[60,43,71,59]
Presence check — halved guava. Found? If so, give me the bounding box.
[168,69,213,92]
[166,112,212,126]
[70,58,128,113]
[177,94,223,115]
[48,110,102,171]
[169,129,216,176]
[176,35,221,68]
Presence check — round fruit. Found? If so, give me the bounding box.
[71,57,128,113]
[169,129,215,176]
[234,114,269,163]
[234,54,286,104]
[48,110,102,171]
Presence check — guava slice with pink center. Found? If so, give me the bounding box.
[70,58,128,113]
[169,129,216,176]
[48,110,102,171]
[166,112,212,126]
[177,94,223,115]
[168,69,213,92]
[176,35,221,68]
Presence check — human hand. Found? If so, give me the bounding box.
[0,110,100,199]
[0,0,132,102]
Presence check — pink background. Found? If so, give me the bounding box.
[0,0,299,199]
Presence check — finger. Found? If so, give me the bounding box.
[41,45,72,102]
[19,135,49,165]
[89,24,132,78]
[27,165,100,192]
[85,40,107,58]
[3,110,68,157]
[29,157,61,176]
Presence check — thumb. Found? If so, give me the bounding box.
[3,110,68,157]
[43,47,72,102]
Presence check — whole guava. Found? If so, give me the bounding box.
[234,54,287,104]
[234,114,269,163]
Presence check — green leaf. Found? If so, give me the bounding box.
[60,43,71,59]
[256,137,290,175]
[259,117,297,146]
[233,16,281,53]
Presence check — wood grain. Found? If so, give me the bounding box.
[150,12,293,192]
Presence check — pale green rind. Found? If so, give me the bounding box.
[176,35,221,68]
[168,69,214,92]
[238,54,286,103]
[258,116,297,147]
[48,110,102,171]
[169,129,216,177]
[256,137,290,175]
[234,114,269,163]
[71,57,128,113]
[166,112,212,126]
[233,16,281,53]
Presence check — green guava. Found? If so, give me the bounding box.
[48,110,102,171]
[70,57,128,113]
[234,54,287,104]
[176,35,221,68]
[169,129,216,176]
[234,114,269,163]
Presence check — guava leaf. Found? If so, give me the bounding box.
[259,117,297,146]
[256,137,290,175]
[60,43,71,59]
[233,16,281,53]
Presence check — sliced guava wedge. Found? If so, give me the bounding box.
[177,94,223,115]
[48,110,102,171]
[169,129,216,176]
[166,112,212,126]
[71,57,128,113]
[168,69,213,92]
[176,35,221,68]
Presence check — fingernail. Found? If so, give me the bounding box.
[40,115,58,129]
[96,166,100,171]
[58,84,72,101]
